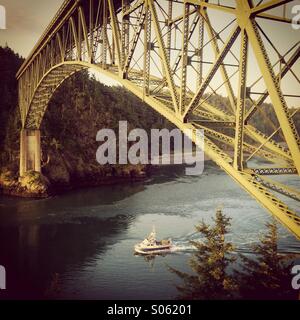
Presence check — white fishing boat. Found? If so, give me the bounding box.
[134,227,173,255]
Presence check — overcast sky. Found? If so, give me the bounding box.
[0,0,63,57]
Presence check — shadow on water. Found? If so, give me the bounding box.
[0,213,138,299]
[0,183,147,299]
[147,161,219,185]
[0,161,299,299]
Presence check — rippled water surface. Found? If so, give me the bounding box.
[0,162,299,299]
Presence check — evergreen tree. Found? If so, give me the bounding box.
[0,46,24,166]
[237,221,297,300]
[170,208,237,300]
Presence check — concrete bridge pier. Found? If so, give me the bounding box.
[19,129,41,177]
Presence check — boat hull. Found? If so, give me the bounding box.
[134,245,172,255]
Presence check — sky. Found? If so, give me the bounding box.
[0,0,119,86]
[0,0,299,106]
[0,0,63,57]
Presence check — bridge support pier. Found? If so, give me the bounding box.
[19,129,41,177]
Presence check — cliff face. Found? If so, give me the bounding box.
[0,46,170,197]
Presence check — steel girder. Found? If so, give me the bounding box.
[16,0,300,239]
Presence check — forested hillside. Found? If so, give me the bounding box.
[0,46,169,195]
[41,70,171,186]
[0,46,23,166]
[0,45,299,196]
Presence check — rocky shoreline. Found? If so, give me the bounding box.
[0,159,218,199]
[0,165,149,199]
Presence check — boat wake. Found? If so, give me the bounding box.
[170,241,195,253]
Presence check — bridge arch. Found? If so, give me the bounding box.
[16,0,300,239]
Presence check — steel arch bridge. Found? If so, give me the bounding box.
[16,0,300,238]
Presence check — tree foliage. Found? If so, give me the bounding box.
[171,213,298,300]
[0,46,171,185]
[236,221,297,300]
[170,208,238,300]
[0,46,24,165]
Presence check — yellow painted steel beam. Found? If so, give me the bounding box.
[196,12,204,89]
[192,122,287,165]
[121,0,130,69]
[21,59,300,238]
[69,16,81,60]
[184,24,240,118]
[244,18,300,174]
[108,0,122,72]
[246,167,298,175]
[167,8,197,26]
[148,0,180,115]
[180,3,190,114]
[256,13,293,24]
[195,101,234,121]
[56,33,65,62]
[199,9,237,113]
[143,1,151,96]
[245,125,292,162]
[234,28,248,171]
[17,0,78,79]
[254,175,300,202]
[79,6,92,63]
[187,0,236,15]
[17,0,300,240]
[245,44,300,122]
[250,0,293,15]
[123,0,144,16]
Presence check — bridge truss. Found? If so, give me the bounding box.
[16,0,300,238]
